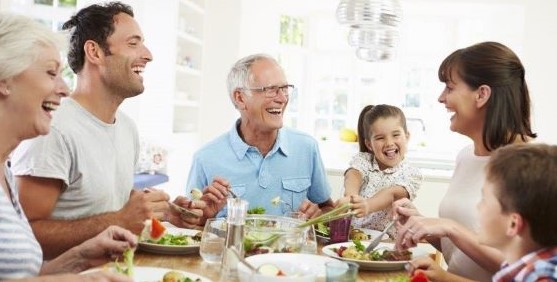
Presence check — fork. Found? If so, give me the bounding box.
[364,220,396,253]
[169,202,200,218]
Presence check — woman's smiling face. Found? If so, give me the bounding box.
[8,43,69,139]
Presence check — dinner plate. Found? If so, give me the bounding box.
[322,242,436,271]
[238,253,341,278]
[316,228,387,245]
[138,223,201,255]
[82,266,212,282]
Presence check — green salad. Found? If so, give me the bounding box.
[146,233,200,246]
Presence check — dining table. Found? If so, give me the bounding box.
[133,246,412,282]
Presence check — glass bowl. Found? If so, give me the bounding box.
[244,214,314,257]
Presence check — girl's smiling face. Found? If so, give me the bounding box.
[365,116,409,170]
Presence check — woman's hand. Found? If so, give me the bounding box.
[396,215,454,250]
[392,198,421,223]
[75,225,137,269]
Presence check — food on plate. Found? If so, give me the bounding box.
[350,228,370,241]
[150,217,167,240]
[146,233,201,246]
[247,206,266,214]
[140,218,201,246]
[333,240,412,261]
[140,218,167,241]
[114,247,134,276]
[162,270,202,282]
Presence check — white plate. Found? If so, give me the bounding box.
[322,242,435,271]
[81,266,212,282]
[238,253,340,279]
[138,223,201,255]
[316,228,387,244]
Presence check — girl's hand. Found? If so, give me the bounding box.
[349,195,369,218]
[335,196,352,206]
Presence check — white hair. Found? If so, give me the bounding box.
[0,13,66,81]
[226,53,278,107]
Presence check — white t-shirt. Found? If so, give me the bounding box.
[10,98,139,219]
[438,144,492,281]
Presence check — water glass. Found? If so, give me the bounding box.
[199,218,227,264]
[325,261,359,282]
[329,217,352,244]
[286,212,317,254]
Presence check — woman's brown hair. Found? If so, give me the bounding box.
[438,41,536,152]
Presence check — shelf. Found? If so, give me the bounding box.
[179,0,205,15]
[177,31,203,46]
[176,64,201,76]
[173,0,204,136]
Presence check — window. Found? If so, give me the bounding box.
[278,1,525,165]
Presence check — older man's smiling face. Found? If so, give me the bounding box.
[241,59,289,134]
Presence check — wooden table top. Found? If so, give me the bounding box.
[133,249,409,282]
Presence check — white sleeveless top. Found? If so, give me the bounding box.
[438,145,492,281]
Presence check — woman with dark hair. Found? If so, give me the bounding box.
[393,42,536,282]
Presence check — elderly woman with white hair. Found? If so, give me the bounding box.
[0,13,134,282]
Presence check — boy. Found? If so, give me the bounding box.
[408,143,557,281]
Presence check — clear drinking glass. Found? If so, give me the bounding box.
[287,211,317,254]
[199,218,227,264]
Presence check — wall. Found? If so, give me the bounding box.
[523,0,557,144]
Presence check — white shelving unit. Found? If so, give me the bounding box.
[173,0,205,133]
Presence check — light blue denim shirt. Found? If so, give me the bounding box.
[186,120,331,217]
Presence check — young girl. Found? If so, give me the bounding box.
[339,104,423,238]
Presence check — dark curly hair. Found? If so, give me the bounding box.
[62,1,133,73]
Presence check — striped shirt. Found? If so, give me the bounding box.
[493,247,557,282]
[0,164,42,278]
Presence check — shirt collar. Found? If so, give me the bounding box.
[493,247,557,282]
[228,119,289,159]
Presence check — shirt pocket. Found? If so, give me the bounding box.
[280,177,311,213]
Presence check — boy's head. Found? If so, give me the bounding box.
[477,143,557,252]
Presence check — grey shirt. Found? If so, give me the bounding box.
[11,98,139,220]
